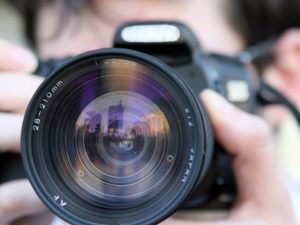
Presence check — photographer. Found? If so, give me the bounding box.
[0,0,299,224]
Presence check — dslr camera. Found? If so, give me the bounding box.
[18,22,261,224]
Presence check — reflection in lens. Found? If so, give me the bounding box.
[48,58,186,209]
[70,91,174,208]
[62,91,171,208]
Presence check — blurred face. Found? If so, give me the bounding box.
[37,0,244,59]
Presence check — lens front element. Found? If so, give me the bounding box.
[65,90,174,208]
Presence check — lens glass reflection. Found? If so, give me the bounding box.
[48,58,185,209]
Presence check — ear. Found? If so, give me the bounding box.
[264,28,300,107]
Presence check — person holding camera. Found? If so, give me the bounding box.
[0,0,299,224]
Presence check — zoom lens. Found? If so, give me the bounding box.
[22,49,212,225]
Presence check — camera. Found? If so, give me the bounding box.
[19,21,258,225]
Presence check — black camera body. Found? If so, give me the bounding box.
[114,22,255,112]
[111,22,256,210]
[33,22,256,210]
[4,22,257,225]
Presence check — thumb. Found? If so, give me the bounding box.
[0,39,37,73]
[0,180,47,225]
[200,89,285,202]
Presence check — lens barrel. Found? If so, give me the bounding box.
[22,48,213,225]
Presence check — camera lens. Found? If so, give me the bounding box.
[22,49,212,225]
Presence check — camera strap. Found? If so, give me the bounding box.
[257,81,300,125]
[238,36,300,125]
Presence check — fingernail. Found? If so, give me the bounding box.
[200,89,235,123]
[9,47,37,72]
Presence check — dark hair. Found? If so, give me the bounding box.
[228,0,300,46]
[6,0,93,46]
[6,0,300,48]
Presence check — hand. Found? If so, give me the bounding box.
[160,90,297,225]
[0,39,51,225]
[0,39,42,152]
[52,90,298,225]
[0,180,52,225]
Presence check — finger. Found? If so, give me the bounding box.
[0,39,37,73]
[200,90,281,198]
[160,218,266,225]
[0,113,23,153]
[52,217,70,225]
[200,89,292,213]
[0,72,43,113]
[200,89,273,157]
[0,180,47,225]
[11,212,54,225]
[159,218,199,225]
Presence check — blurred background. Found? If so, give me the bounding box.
[0,0,299,223]
[0,1,27,46]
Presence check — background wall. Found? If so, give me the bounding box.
[0,1,27,46]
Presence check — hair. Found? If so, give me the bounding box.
[228,0,300,46]
[5,0,300,48]
[6,0,93,46]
